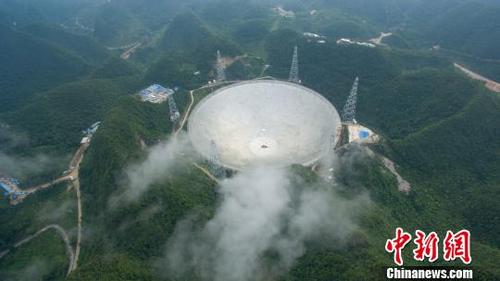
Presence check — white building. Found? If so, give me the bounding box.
[139,84,174,104]
[336,38,376,48]
[81,137,90,144]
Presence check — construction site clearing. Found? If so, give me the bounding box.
[347,122,379,144]
[0,178,26,202]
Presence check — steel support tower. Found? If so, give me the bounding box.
[341,77,359,123]
[168,94,180,123]
[288,46,300,83]
[216,50,226,82]
[209,140,226,178]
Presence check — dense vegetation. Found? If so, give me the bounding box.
[0,24,90,112]
[423,2,500,60]
[22,24,110,65]
[0,1,499,280]
[0,183,76,281]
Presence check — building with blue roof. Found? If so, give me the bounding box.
[0,182,13,196]
[139,84,174,104]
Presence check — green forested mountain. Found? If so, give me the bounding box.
[93,0,188,30]
[389,91,500,245]
[424,2,500,59]
[0,0,95,26]
[93,3,144,46]
[1,1,499,280]
[0,22,141,181]
[280,0,500,60]
[22,24,109,64]
[160,12,214,51]
[0,24,90,112]
[149,12,242,87]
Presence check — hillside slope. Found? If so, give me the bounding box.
[425,2,500,60]
[22,24,109,65]
[0,25,90,112]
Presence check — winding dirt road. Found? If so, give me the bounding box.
[120,43,142,60]
[192,163,219,183]
[4,139,90,275]
[10,224,75,276]
[175,90,195,136]
[70,171,83,272]
[454,63,500,93]
[19,143,89,197]
[362,146,411,193]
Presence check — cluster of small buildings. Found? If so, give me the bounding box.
[138,83,181,123]
[303,32,327,44]
[336,38,376,48]
[81,122,101,144]
[0,177,27,202]
[139,84,175,104]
